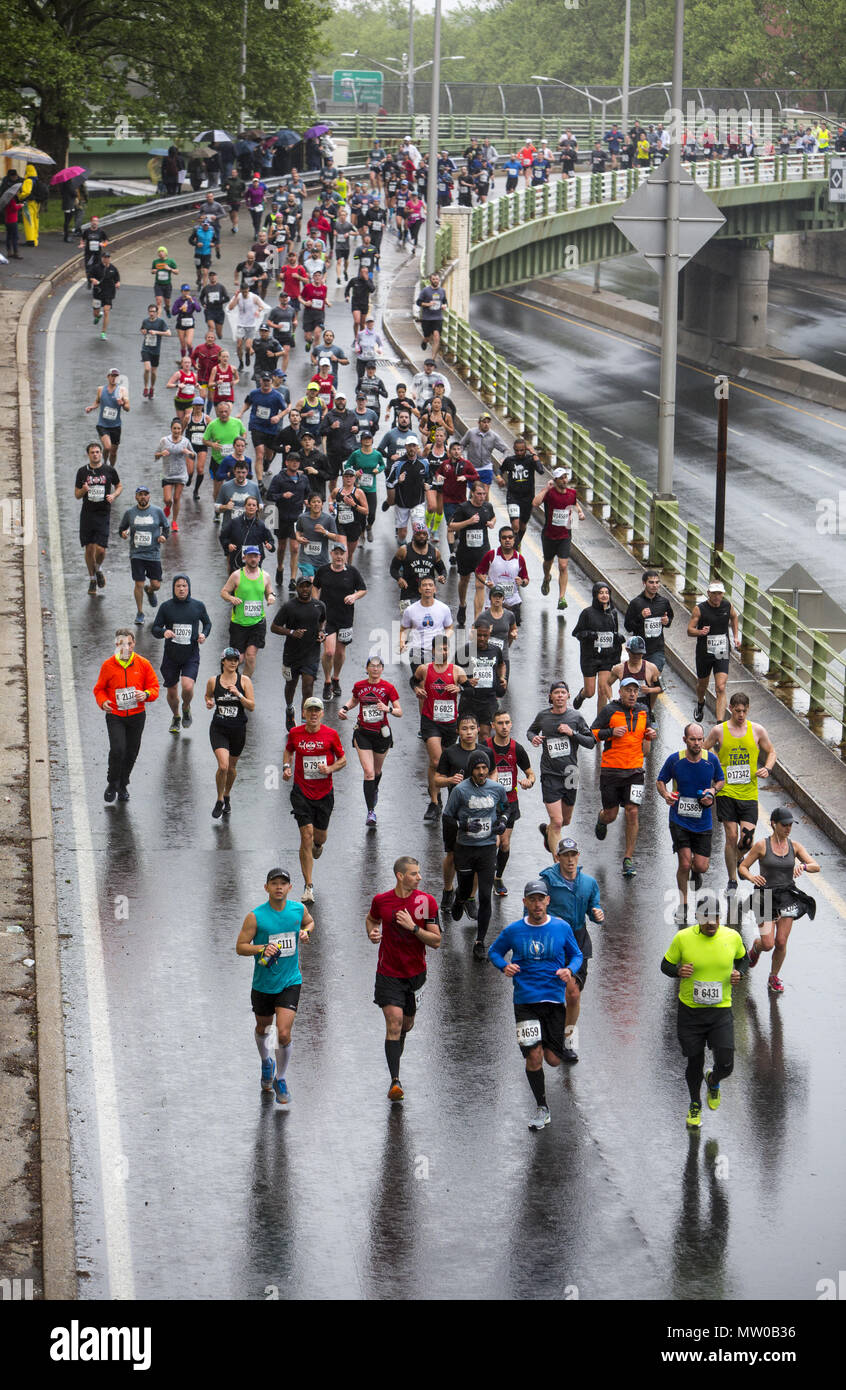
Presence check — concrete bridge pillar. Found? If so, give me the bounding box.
[681,240,769,347]
[734,246,770,349]
[440,205,472,321]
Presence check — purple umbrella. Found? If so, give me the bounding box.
[50,165,87,186]
[304,123,333,140]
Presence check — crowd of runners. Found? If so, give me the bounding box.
[76,154,818,1132]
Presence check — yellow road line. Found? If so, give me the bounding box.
[491,290,846,434]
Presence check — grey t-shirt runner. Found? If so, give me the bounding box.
[119,504,169,557]
[526,708,594,780]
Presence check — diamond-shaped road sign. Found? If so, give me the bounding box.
[612,161,726,275]
[829,157,846,204]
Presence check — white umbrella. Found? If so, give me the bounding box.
[195,130,233,144]
[4,145,56,165]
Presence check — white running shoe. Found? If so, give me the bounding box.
[528,1105,551,1131]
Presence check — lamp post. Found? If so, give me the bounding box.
[240,0,248,131]
[341,49,463,122]
[424,0,442,277]
[656,0,685,499]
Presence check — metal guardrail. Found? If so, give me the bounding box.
[440,304,846,748]
[468,152,831,248]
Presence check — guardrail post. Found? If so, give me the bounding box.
[575,177,582,208]
[766,596,786,679]
[649,497,679,572]
[556,179,566,212]
[810,631,828,713]
[753,155,760,181]
[802,151,808,178]
[741,572,760,655]
[778,601,800,687]
[632,477,650,554]
[682,523,701,595]
[494,353,508,415]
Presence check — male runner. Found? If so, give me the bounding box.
[444,752,509,957]
[283,696,345,903]
[528,681,594,857]
[657,726,725,923]
[236,868,314,1107]
[75,441,121,593]
[704,691,776,893]
[271,575,327,727]
[151,574,212,735]
[220,546,275,677]
[688,580,740,722]
[591,676,658,877]
[118,484,168,625]
[486,710,535,897]
[366,857,441,1103]
[539,839,604,1063]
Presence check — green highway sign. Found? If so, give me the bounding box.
[332,69,384,105]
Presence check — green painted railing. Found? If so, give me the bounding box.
[440,304,846,746]
[468,152,831,249]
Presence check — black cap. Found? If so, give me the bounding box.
[265,867,291,883]
[549,680,570,696]
[467,752,490,773]
[771,807,794,825]
[557,837,579,854]
[259,371,272,381]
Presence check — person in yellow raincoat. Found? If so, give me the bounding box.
[20,164,41,246]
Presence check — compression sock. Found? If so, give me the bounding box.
[364,779,377,812]
[385,1038,402,1080]
[399,1030,407,1055]
[275,1042,292,1078]
[255,1028,273,1061]
[496,848,510,876]
[526,1067,547,1106]
[194,472,204,495]
[685,1052,705,1105]
[374,773,382,801]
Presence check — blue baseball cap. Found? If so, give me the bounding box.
[242,545,261,555]
[135,484,151,494]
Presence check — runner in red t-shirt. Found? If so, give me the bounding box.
[338,655,402,827]
[366,855,441,1103]
[191,329,222,400]
[301,269,331,354]
[533,468,585,613]
[282,252,308,310]
[437,442,478,564]
[283,696,346,903]
[414,634,468,822]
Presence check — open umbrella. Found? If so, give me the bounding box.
[195,129,233,144]
[234,139,257,156]
[273,128,301,148]
[148,148,170,157]
[50,165,87,186]
[304,123,333,140]
[4,145,56,165]
[0,179,23,214]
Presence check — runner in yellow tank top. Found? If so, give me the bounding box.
[703,691,776,894]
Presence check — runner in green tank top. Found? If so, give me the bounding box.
[704,691,776,895]
[236,867,314,1107]
[220,545,275,678]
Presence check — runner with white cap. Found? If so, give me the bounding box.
[687,579,740,722]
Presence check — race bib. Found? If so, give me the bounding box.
[217,702,238,718]
[780,902,800,919]
[267,932,297,957]
[92,298,102,310]
[338,627,353,644]
[516,1018,541,1047]
[156,269,170,281]
[305,540,322,556]
[465,528,483,548]
[414,984,425,1009]
[338,506,354,525]
[644,617,662,638]
[115,687,138,708]
[433,699,456,722]
[87,485,105,503]
[89,240,101,253]
[498,581,516,601]
[256,406,271,420]
[302,756,325,780]
[628,783,645,805]
[242,601,262,618]
[507,503,521,519]
[181,316,194,328]
[362,705,382,723]
[144,332,157,347]
[551,508,570,528]
[677,796,702,818]
[473,662,494,689]
[281,665,292,681]
[546,737,570,759]
[496,768,513,791]
[595,632,613,650]
[706,634,728,658]
[218,382,232,397]
[172,624,192,645]
[133,529,153,548]
[692,980,723,1006]
[101,406,118,421]
[726,764,750,785]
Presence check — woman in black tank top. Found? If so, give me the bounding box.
[738,807,819,994]
[204,647,255,819]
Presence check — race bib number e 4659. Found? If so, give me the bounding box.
[516,1018,541,1047]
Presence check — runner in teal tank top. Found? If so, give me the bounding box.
[236,868,314,1107]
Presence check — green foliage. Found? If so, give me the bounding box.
[1,0,330,166]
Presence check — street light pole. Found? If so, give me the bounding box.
[622,0,631,134]
[240,0,248,131]
[408,0,415,119]
[656,0,684,498]
[424,0,442,276]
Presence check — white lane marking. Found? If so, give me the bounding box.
[761,511,788,528]
[806,463,836,478]
[676,465,698,479]
[45,279,135,1300]
[642,390,659,400]
[727,427,745,437]
[602,426,623,439]
[833,350,846,357]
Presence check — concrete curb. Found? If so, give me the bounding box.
[16,207,204,1300]
[382,256,846,854]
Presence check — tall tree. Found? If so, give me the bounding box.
[2,0,330,167]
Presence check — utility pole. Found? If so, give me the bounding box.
[715,381,728,551]
[408,0,415,119]
[621,0,631,134]
[240,0,248,131]
[424,0,442,276]
[656,0,684,497]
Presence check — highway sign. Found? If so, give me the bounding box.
[332,69,384,105]
[613,162,726,275]
[829,157,846,204]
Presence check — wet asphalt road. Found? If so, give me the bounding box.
[32,217,846,1301]
[473,266,846,605]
